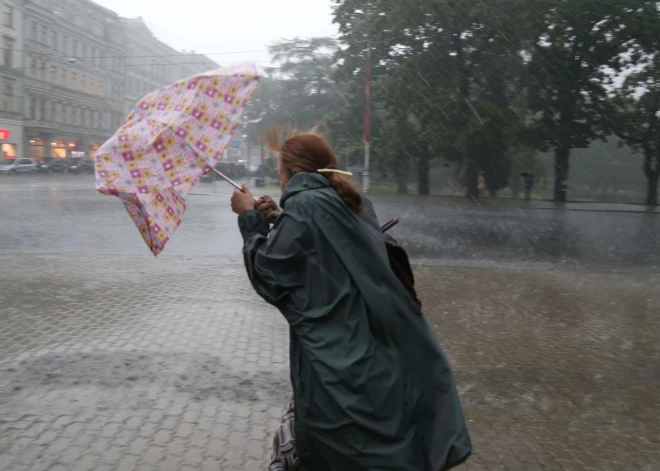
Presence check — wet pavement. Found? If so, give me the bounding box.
[1,175,659,470]
[1,175,659,269]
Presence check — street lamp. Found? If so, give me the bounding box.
[243,111,266,170]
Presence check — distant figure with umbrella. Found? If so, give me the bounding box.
[230,126,471,471]
[521,172,536,201]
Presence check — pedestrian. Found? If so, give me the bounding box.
[230,126,472,471]
[522,172,536,201]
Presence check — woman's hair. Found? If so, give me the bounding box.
[262,124,364,213]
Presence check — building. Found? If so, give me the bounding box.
[21,0,126,161]
[0,0,23,159]
[121,17,219,120]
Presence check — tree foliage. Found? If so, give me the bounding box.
[248,1,659,202]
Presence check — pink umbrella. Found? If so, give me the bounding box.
[95,63,259,255]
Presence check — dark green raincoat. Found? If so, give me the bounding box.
[238,173,471,471]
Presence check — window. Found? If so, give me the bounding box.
[81,75,86,92]
[83,108,89,127]
[41,25,47,44]
[2,83,13,112]
[39,61,46,81]
[3,38,14,68]
[55,103,62,123]
[98,80,104,97]
[63,36,69,55]
[73,40,78,57]
[60,69,67,87]
[28,96,35,118]
[3,5,13,28]
[30,21,37,40]
[72,107,78,126]
[89,78,95,94]
[42,100,49,121]
[82,43,87,60]
[29,59,37,78]
[64,105,70,125]
[71,72,77,89]
[50,102,56,122]
[91,20,102,36]
[50,65,57,84]
[51,31,58,51]
[91,47,96,66]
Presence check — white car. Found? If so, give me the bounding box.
[0,158,38,175]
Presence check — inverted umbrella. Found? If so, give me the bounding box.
[95,63,259,255]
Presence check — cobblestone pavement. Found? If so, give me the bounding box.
[1,177,660,470]
[1,253,659,470]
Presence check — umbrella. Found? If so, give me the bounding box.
[95,63,259,255]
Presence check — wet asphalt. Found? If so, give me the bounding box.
[1,174,659,268]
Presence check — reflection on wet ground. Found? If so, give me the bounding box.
[2,176,659,269]
[1,177,659,470]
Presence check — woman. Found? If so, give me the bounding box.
[230,128,471,471]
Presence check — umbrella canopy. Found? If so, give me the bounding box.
[95,63,259,255]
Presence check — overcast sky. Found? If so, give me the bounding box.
[95,0,339,65]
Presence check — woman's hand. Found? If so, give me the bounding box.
[231,184,256,215]
[255,195,281,224]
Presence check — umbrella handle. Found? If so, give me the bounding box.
[210,167,242,191]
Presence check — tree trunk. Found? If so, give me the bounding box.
[647,172,659,206]
[465,152,479,201]
[418,158,430,195]
[397,158,409,194]
[644,153,659,206]
[553,146,570,202]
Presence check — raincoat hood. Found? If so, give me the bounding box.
[280,172,329,208]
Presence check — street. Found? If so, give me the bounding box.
[1,175,659,471]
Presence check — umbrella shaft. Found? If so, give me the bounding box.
[210,168,242,191]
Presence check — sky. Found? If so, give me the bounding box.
[94,0,339,66]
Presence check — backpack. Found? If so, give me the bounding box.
[383,233,422,310]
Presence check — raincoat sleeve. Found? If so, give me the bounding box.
[237,210,308,307]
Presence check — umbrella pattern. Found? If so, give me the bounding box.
[95,63,259,255]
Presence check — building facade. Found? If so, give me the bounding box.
[21,0,125,161]
[1,0,23,159]
[121,17,218,120]
[3,3,221,162]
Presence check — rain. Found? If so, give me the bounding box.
[1,0,659,470]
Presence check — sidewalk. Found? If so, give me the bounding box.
[367,194,660,213]
[1,253,658,471]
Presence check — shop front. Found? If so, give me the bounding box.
[89,143,101,159]
[51,140,67,159]
[0,120,24,160]
[28,138,46,161]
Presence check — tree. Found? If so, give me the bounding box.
[524,0,642,202]
[266,37,342,129]
[332,0,527,196]
[614,59,660,205]
[611,2,660,205]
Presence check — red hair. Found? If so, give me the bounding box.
[263,125,363,213]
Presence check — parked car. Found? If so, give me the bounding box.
[48,159,69,174]
[37,158,54,173]
[67,158,95,174]
[0,158,38,175]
